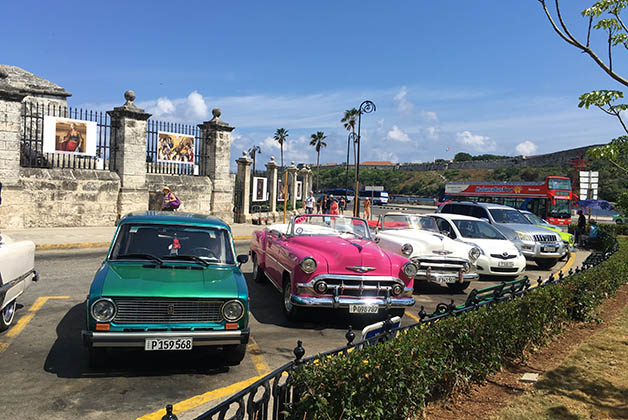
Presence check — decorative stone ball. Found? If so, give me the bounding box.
[212,108,222,119]
[270,156,275,161]
[291,161,295,166]
[242,151,247,156]
[124,90,136,103]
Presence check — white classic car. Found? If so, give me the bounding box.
[372,213,480,292]
[428,213,527,278]
[0,233,38,331]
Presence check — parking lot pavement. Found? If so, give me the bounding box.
[0,243,586,420]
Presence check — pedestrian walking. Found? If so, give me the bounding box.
[305,191,315,214]
[576,209,586,247]
[323,194,331,214]
[339,196,346,214]
[162,186,181,211]
[364,197,371,220]
[330,196,339,215]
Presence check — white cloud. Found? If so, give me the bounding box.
[516,140,538,155]
[421,110,439,123]
[185,90,208,120]
[153,97,175,118]
[456,130,496,152]
[372,150,399,162]
[394,86,414,114]
[386,125,411,142]
[425,126,439,140]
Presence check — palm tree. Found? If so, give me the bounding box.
[309,131,327,192]
[273,128,289,171]
[248,145,261,175]
[341,108,359,196]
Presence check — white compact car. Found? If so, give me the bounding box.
[429,213,527,278]
[373,213,480,292]
[0,233,37,331]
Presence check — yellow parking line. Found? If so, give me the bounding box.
[406,311,421,323]
[137,375,263,420]
[248,336,270,376]
[0,296,69,352]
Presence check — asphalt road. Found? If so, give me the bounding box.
[0,244,575,420]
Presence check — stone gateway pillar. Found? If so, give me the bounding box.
[265,156,279,216]
[199,108,235,223]
[107,90,151,219]
[287,162,298,213]
[235,152,252,223]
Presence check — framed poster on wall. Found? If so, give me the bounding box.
[252,177,268,202]
[296,181,303,200]
[157,131,195,165]
[43,116,97,156]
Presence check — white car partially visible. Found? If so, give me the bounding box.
[0,233,38,331]
[428,213,527,278]
[373,213,480,292]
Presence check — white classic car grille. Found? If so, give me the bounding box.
[533,234,558,242]
[113,299,224,324]
[411,257,467,273]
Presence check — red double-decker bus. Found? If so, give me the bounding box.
[443,176,574,226]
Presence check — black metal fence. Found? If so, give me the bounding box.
[146,119,205,176]
[155,238,619,420]
[21,102,113,170]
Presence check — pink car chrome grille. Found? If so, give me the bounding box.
[308,275,404,298]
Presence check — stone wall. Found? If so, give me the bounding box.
[0,168,120,229]
[146,174,212,213]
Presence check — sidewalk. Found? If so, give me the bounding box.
[1,224,260,250]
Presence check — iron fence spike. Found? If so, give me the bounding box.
[161,404,178,420]
[345,325,355,346]
[294,340,305,363]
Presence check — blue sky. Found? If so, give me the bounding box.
[3,1,627,168]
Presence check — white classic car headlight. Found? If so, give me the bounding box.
[299,257,317,274]
[91,298,116,322]
[401,243,413,256]
[222,300,245,322]
[515,231,533,242]
[469,247,481,262]
[403,262,418,278]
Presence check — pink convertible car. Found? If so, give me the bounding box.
[250,214,417,320]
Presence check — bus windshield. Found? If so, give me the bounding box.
[548,178,571,191]
[548,199,571,219]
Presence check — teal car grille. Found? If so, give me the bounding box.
[113,299,224,324]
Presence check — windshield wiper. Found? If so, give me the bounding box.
[115,253,164,264]
[162,255,212,266]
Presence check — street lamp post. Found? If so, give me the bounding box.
[345,131,356,204]
[353,100,376,217]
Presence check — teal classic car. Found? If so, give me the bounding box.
[82,212,250,367]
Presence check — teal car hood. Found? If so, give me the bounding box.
[101,262,240,298]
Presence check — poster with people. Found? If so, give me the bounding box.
[296,181,302,200]
[157,132,195,165]
[277,179,286,201]
[252,177,267,202]
[43,116,97,156]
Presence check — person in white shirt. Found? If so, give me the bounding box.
[305,191,315,214]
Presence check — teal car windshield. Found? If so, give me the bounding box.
[110,223,235,264]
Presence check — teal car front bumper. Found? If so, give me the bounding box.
[82,328,250,348]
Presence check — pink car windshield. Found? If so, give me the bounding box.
[290,215,371,240]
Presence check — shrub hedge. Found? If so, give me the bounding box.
[288,238,627,420]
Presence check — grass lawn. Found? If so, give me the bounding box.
[491,305,628,420]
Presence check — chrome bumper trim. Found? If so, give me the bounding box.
[81,329,250,348]
[415,271,479,283]
[290,295,414,309]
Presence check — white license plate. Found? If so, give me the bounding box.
[349,304,379,314]
[542,246,558,253]
[144,337,193,351]
[498,261,514,267]
[438,276,459,283]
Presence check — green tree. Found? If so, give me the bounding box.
[454,152,472,161]
[247,145,261,175]
[273,128,289,171]
[538,0,628,173]
[309,131,327,192]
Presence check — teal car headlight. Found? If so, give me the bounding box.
[222,300,245,322]
[515,231,533,242]
[91,298,116,322]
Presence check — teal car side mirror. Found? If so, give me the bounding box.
[237,254,249,266]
